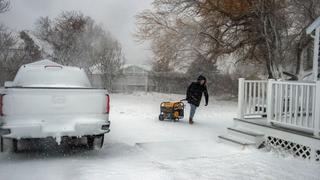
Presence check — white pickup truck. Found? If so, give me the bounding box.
[0,60,110,152]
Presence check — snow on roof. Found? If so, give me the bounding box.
[90,64,152,75]
[307,16,320,34]
[121,64,152,72]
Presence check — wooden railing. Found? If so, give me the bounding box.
[238,78,320,136]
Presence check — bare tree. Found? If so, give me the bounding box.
[0,26,37,84]
[0,25,18,84]
[20,31,42,61]
[91,34,123,90]
[0,0,10,14]
[35,11,124,89]
[135,3,205,72]
[136,0,320,79]
[36,11,91,67]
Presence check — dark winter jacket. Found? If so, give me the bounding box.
[186,76,209,107]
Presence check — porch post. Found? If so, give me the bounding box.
[313,28,319,82]
[314,81,320,137]
[266,79,275,125]
[238,78,245,119]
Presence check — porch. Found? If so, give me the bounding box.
[218,79,320,161]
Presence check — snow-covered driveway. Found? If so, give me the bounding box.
[0,93,319,180]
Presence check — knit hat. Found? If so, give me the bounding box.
[197,75,206,81]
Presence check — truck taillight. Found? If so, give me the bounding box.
[106,95,110,114]
[0,94,4,116]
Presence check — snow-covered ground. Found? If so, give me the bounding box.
[0,92,319,180]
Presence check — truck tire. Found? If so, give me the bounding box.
[0,137,3,152]
[87,136,94,149]
[12,139,18,153]
[87,134,104,150]
[98,135,104,148]
[2,138,18,153]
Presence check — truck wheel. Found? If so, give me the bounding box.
[12,139,18,153]
[87,136,94,149]
[99,135,104,148]
[1,138,18,153]
[87,135,104,150]
[0,137,3,152]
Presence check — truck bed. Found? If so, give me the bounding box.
[1,87,109,139]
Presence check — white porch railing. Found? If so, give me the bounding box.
[238,78,320,136]
[268,81,316,131]
[238,79,268,118]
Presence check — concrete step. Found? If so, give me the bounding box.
[233,118,318,139]
[218,135,256,148]
[227,127,264,143]
[228,127,264,137]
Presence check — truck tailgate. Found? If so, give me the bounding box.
[3,88,107,116]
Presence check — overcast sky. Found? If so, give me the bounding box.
[0,0,153,65]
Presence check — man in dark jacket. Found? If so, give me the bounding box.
[186,75,209,124]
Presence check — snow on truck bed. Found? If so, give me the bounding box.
[0,92,319,180]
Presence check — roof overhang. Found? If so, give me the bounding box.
[306,16,320,34]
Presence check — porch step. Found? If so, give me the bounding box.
[227,127,264,143]
[218,135,256,148]
[227,127,264,137]
[233,118,319,140]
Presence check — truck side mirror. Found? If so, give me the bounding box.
[4,81,13,87]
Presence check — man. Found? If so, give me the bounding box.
[186,75,209,124]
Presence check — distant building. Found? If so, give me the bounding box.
[113,64,155,92]
[89,64,155,93]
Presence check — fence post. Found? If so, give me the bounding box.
[145,74,149,92]
[266,79,275,125]
[238,78,245,119]
[314,81,320,137]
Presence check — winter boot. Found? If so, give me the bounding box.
[189,118,194,124]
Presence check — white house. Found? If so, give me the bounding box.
[218,17,320,162]
[112,64,155,92]
[89,64,155,92]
